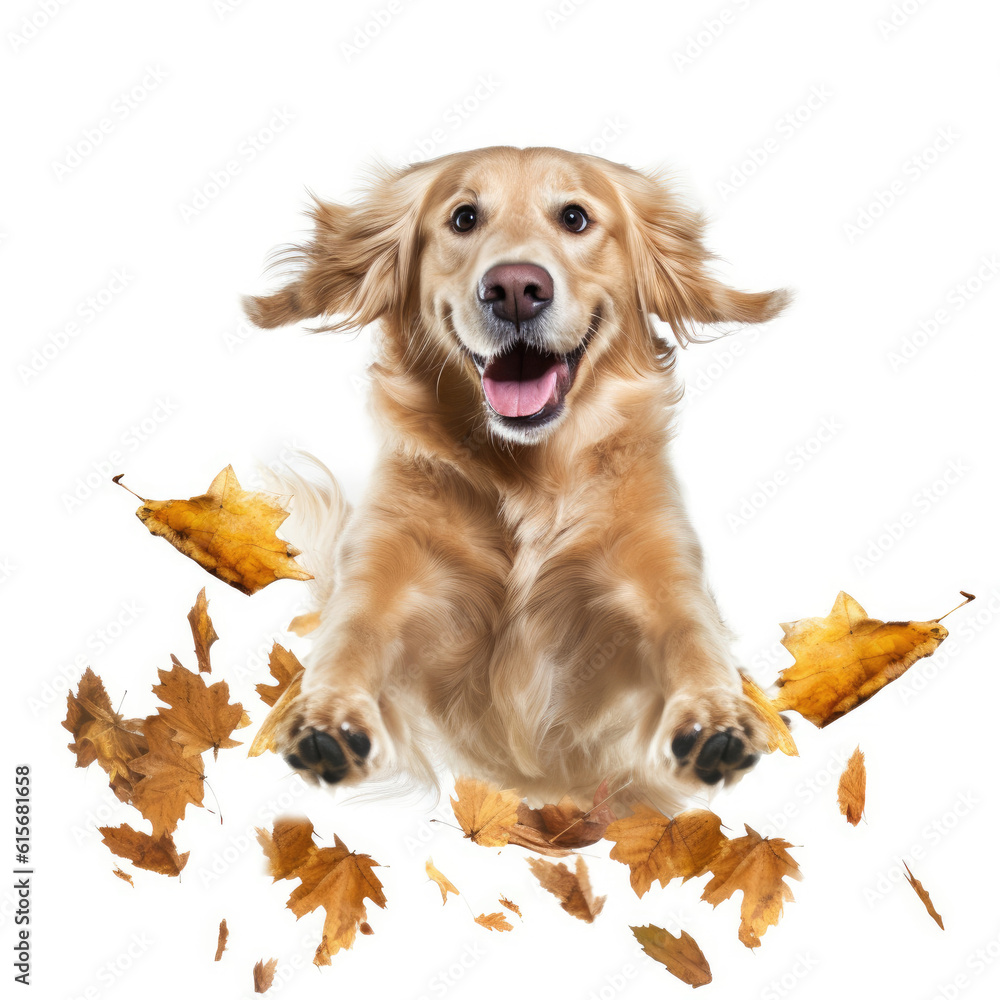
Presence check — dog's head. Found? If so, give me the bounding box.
[246,146,787,445]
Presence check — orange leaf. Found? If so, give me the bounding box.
[740,671,798,755]
[474,912,513,932]
[129,716,205,836]
[903,862,944,929]
[153,656,247,759]
[111,867,134,887]
[701,825,801,948]
[837,746,866,826]
[63,667,147,802]
[99,824,189,877]
[116,466,312,595]
[215,919,229,961]
[257,819,386,966]
[256,644,304,707]
[288,612,320,636]
[772,592,948,727]
[509,790,614,856]
[187,588,219,673]
[253,958,277,993]
[499,896,521,918]
[248,672,303,758]
[606,805,726,898]
[527,856,606,923]
[451,778,520,847]
[631,924,712,988]
[425,858,460,904]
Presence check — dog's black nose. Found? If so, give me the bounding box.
[479,263,553,323]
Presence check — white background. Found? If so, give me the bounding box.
[5,1,1000,998]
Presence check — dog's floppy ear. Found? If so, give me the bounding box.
[244,165,430,332]
[612,165,789,344]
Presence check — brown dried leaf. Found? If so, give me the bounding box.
[903,862,944,929]
[112,867,134,887]
[740,671,798,755]
[288,612,320,636]
[99,824,189,877]
[499,896,521,918]
[253,958,277,993]
[838,746,866,826]
[187,587,219,673]
[256,644,304,707]
[509,790,613,856]
[215,919,229,961]
[248,672,303,758]
[257,819,386,966]
[474,912,513,932]
[63,667,147,800]
[129,716,205,836]
[359,921,373,935]
[153,656,247,759]
[631,924,712,988]
[117,466,312,595]
[606,805,726,898]
[527,855,606,923]
[772,592,949,727]
[701,825,801,949]
[451,778,521,847]
[425,858,460,904]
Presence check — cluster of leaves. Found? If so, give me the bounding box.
[62,589,248,876]
[82,469,964,988]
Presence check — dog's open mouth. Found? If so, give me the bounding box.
[470,314,599,428]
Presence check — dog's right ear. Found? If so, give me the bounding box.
[243,166,430,332]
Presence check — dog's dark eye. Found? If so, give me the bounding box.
[451,205,478,233]
[561,205,588,232]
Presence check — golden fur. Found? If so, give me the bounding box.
[245,146,788,810]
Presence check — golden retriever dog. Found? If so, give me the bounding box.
[245,146,788,811]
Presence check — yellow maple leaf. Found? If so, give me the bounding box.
[115,466,312,595]
[772,591,951,727]
[606,805,726,898]
[701,825,801,948]
[451,778,520,847]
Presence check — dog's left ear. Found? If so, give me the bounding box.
[243,164,431,332]
[612,165,790,343]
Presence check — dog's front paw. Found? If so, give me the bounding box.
[280,691,383,786]
[664,689,764,786]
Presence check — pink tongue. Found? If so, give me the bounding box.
[482,350,563,418]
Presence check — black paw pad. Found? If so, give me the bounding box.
[284,724,372,784]
[671,724,703,762]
